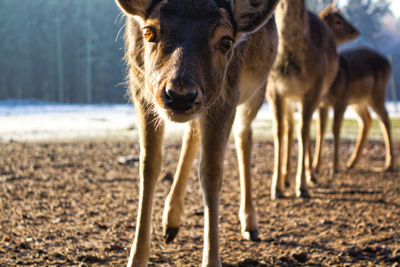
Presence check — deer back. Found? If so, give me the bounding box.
[341,47,391,103]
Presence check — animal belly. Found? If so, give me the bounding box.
[270,75,310,100]
[347,76,373,104]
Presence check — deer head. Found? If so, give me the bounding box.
[116,0,279,122]
[319,3,359,45]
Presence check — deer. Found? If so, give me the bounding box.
[281,2,359,187]
[266,0,339,199]
[312,4,394,174]
[114,0,280,266]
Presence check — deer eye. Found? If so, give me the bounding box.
[335,20,343,25]
[219,36,234,55]
[143,27,157,42]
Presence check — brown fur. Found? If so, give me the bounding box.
[313,6,394,173]
[266,0,339,199]
[115,0,280,266]
[282,4,360,186]
[314,47,394,173]
[318,5,359,45]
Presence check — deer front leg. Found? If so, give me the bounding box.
[296,93,319,198]
[199,104,235,267]
[267,90,287,199]
[282,103,294,188]
[233,88,264,241]
[346,105,371,169]
[312,106,329,173]
[127,100,164,267]
[332,104,346,174]
[163,120,200,243]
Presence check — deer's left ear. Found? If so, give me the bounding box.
[115,0,153,18]
[232,0,280,33]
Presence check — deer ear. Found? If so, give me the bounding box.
[115,0,153,17]
[231,0,280,33]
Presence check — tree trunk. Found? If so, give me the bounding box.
[85,0,93,104]
[56,4,64,103]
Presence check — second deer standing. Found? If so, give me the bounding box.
[267,0,339,198]
[313,5,394,174]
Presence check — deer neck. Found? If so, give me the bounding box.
[275,0,309,55]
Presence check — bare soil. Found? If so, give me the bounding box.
[0,139,399,266]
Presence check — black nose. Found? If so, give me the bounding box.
[162,88,198,112]
[351,28,359,35]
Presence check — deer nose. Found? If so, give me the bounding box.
[162,88,198,112]
[351,27,359,36]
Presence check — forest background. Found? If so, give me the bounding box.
[0,0,398,104]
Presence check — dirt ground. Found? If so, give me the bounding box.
[0,138,399,266]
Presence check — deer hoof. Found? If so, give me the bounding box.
[307,177,318,187]
[242,230,260,242]
[164,227,179,244]
[296,189,311,199]
[384,165,394,172]
[346,160,356,169]
[271,189,289,200]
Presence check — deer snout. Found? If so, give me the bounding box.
[162,87,198,112]
[351,28,360,38]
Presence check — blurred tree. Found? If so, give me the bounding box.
[0,0,125,103]
[343,0,391,46]
[306,0,335,13]
[0,0,397,103]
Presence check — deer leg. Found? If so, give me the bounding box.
[370,103,394,171]
[332,104,346,174]
[346,105,371,169]
[127,100,164,267]
[312,106,329,174]
[233,87,265,241]
[296,92,319,198]
[282,103,294,188]
[267,90,287,199]
[162,120,200,243]
[199,104,236,267]
[307,137,319,186]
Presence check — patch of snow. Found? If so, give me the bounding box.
[0,100,398,142]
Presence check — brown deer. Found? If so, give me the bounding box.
[313,6,394,174]
[266,0,339,199]
[115,0,279,266]
[318,2,359,45]
[282,3,359,187]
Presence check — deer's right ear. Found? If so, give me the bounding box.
[232,0,280,33]
[115,0,152,18]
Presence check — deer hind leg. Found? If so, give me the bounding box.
[282,103,295,188]
[162,120,200,243]
[312,106,329,174]
[346,105,372,169]
[267,90,287,199]
[199,103,236,267]
[233,86,265,241]
[128,100,164,267]
[332,104,346,174]
[370,102,394,171]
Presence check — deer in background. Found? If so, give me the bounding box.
[115,0,280,266]
[267,0,338,199]
[312,4,394,174]
[281,2,359,188]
